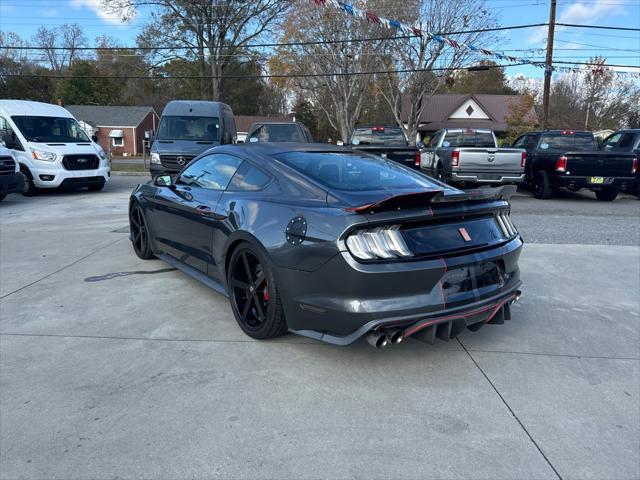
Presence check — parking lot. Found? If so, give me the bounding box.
[1,177,638,479]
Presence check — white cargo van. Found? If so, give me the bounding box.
[0,100,110,195]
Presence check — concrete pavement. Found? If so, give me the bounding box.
[0,178,638,479]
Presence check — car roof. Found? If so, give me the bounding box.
[0,100,74,118]
[529,130,593,134]
[162,100,231,117]
[213,142,348,157]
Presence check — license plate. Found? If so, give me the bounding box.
[589,176,604,184]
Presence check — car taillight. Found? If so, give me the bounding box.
[632,157,638,174]
[495,211,518,238]
[451,151,460,167]
[414,152,420,167]
[555,155,567,172]
[345,225,413,260]
[521,152,527,168]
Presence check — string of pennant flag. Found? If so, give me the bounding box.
[309,0,640,79]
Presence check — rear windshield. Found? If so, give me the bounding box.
[248,124,303,143]
[350,127,408,146]
[539,133,596,151]
[12,116,90,143]
[274,151,435,192]
[442,131,495,148]
[157,115,219,142]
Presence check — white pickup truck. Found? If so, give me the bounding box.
[421,129,526,186]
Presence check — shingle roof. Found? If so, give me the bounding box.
[66,105,157,128]
[400,94,538,132]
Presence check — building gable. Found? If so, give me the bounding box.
[448,97,492,120]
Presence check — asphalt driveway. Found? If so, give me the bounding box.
[1,177,638,479]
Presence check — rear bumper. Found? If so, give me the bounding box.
[552,175,636,191]
[0,173,25,195]
[279,236,523,344]
[450,171,525,184]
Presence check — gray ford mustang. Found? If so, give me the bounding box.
[129,143,522,348]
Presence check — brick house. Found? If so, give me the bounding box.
[66,105,160,156]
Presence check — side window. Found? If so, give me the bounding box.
[617,133,635,151]
[0,116,23,151]
[427,131,441,148]
[525,135,538,150]
[602,133,621,151]
[227,162,271,191]
[178,154,242,190]
[512,135,526,148]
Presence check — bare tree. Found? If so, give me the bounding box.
[32,23,87,73]
[101,0,291,100]
[272,0,390,142]
[379,0,497,145]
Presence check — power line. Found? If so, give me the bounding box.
[556,23,640,32]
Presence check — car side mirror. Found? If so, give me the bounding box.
[2,132,19,150]
[91,135,99,143]
[154,175,173,187]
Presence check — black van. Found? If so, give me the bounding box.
[150,100,237,176]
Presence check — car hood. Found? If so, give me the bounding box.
[27,141,101,156]
[151,140,219,156]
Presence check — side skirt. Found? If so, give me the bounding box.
[157,253,229,298]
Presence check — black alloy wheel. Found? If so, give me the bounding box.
[595,187,618,201]
[228,243,287,339]
[129,204,154,259]
[533,170,553,199]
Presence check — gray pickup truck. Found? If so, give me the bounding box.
[421,129,526,186]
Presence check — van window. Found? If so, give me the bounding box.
[11,116,90,143]
[157,116,219,142]
[0,116,23,151]
[249,124,303,143]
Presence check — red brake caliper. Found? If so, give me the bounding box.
[263,284,269,303]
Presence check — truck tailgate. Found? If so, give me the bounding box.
[565,152,635,177]
[353,146,417,167]
[457,148,524,173]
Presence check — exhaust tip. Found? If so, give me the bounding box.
[366,332,389,348]
[513,291,522,303]
[388,329,404,345]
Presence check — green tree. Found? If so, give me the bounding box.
[446,61,517,94]
[55,60,119,105]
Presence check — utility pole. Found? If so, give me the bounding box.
[542,0,557,130]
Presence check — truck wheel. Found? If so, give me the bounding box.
[20,170,39,197]
[595,188,618,202]
[533,171,553,199]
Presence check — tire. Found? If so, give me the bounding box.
[595,188,618,202]
[129,203,155,259]
[227,242,287,340]
[533,170,553,199]
[21,170,39,197]
[88,182,105,192]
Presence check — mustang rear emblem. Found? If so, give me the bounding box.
[458,227,472,242]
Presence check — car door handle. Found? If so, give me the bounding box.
[196,205,227,220]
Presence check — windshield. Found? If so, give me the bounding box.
[274,151,436,192]
[156,115,219,142]
[12,116,90,143]
[540,133,596,151]
[351,127,408,146]
[249,124,303,143]
[442,131,495,148]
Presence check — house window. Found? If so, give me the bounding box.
[112,137,124,147]
[109,129,124,147]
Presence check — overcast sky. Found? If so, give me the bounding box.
[0,0,638,80]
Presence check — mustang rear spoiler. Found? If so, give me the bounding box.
[345,185,516,214]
